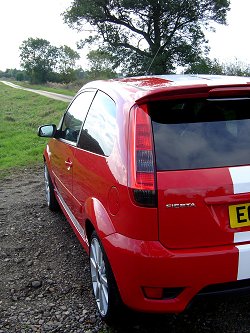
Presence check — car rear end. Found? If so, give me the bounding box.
[103,77,250,313]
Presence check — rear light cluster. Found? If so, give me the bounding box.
[128,104,157,207]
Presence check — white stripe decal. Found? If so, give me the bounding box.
[229,167,250,278]
[229,166,250,194]
[229,166,250,242]
[234,231,250,243]
[236,244,250,280]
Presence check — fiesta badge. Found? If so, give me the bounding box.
[166,203,196,208]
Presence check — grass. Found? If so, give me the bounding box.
[0,82,67,177]
[10,81,78,96]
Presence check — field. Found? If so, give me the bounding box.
[0,82,67,177]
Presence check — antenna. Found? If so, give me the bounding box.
[145,45,162,75]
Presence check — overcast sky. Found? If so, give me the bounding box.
[0,0,249,71]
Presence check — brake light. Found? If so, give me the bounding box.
[128,104,157,207]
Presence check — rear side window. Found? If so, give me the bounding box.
[78,91,116,156]
[149,99,250,170]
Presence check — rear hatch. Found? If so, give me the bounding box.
[148,87,250,249]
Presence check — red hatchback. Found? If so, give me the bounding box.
[38,75,250,322]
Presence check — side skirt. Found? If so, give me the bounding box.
[55,189,89,251]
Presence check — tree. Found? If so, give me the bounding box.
[57,45,80,83]
[20,38,58,83]
[86,50,117,79]
[63,0,230,75]
[185,57,224,74]
[19,38,80,83]
[0,68,28,81]
[222,59,250,77]
[185,57,250,76]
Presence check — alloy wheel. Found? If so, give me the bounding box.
[90,237,109,316]
[44,165,50,206]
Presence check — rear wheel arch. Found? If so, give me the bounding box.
[84,197,116,240]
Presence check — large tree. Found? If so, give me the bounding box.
[19,38,58,83]
[63,0,230,75]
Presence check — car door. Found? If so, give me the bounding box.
[50,90,96,210]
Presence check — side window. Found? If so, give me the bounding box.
[78,91,117,156]
[61,91,95,143]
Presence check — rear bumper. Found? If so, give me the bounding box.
[102,233,249,313]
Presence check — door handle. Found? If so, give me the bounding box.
[65,159,73,170]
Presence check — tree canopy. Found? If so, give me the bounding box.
[86,50,117,79]
[185,57,250,76]
[19,38,80,83]
[63,0,230,75]
[20,38,58,83]
[57,45,80,83]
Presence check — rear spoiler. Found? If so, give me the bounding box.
[135,84,250,104]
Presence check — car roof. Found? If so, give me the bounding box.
[82,74,250,105]
[118,74,250,89]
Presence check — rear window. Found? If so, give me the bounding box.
[149,98,250,171]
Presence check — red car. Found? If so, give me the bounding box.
[38,75,250,322]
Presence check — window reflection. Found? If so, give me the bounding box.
[78,91,117,156]
[61,91,95,143]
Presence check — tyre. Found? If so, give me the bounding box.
[89,231,123,323]
[44,163,59,211]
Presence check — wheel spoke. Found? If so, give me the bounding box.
[90,253,97,270]
[96,243,102,267]
[99,273,108,288]
[100,285,108,314]
[100,276,108,303]
[90,243,98,266]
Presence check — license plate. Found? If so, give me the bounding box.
[229,203,250,228]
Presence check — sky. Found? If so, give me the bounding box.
[0,0,250,71]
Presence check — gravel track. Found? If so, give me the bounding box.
[0,81,73,102]
[0,166,249,332]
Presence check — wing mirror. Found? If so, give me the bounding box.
[37,124,57,138]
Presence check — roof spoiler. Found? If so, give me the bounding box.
[208,87,250,98]
[135,84,250,105]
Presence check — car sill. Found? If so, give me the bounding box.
[56,190,86,242]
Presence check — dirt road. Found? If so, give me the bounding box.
[0,81,73,102]
[0,166,250,332]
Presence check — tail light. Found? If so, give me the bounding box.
[128,104,157,207]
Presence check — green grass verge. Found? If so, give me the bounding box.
[10,81,78,96]
[0,82,67,177]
